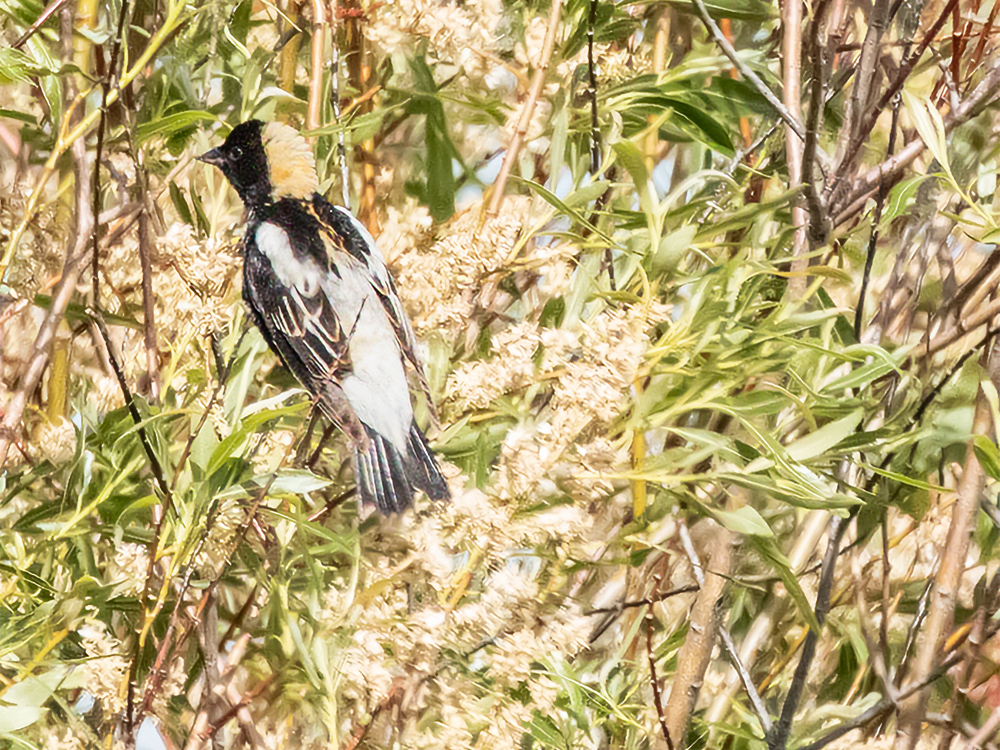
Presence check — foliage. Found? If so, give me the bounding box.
[1,0,1000,749]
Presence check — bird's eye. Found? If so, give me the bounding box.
[230,146,243,160]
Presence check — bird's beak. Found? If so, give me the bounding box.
[196,147,225,168]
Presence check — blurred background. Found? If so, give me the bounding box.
[2,0,1000,748]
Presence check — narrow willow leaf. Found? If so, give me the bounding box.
[750,537,822,633]
[711,505,774,537]
[784,408,863,463]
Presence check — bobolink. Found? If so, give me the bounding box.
[198,120,449,513]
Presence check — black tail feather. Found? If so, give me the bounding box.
[406,423,450,501]
[353,422,449,513]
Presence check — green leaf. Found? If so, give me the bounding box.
[137,110,217,143]
[208,401,306,476]
[711,505,773,537]
[0,705,46,732]
[750,537,822,633]
[169,181,195,228]
[974,436,1000,482]
[0,108,36,124]
[784,409,863,463]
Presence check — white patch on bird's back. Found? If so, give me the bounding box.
[333,206,392,285]
[255,223,322,297]
[332,205,421,359]
[323,252,413,452]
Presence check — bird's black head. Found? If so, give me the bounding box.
[199,120,318,210]
[198,120,270,209]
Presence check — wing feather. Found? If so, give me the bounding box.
[309,198,436,412]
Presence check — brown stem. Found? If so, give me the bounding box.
[486,0,563,218]
[801,0,832,253]
[307,0,326,131]
[833,57,1000,223]
[829,0,960,208]
[12,0,69,49]
[138,196,160,401]
[893,335,1000,750]
[783,0,808,297]
[646,566,675,750]
[667,520,732,741]
[924,296,1000,356]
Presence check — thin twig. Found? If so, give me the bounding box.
[799,652,965,750]
[854,89,902,341]
[800,0,831,251]
[768,514,848,750]
[487,0,563,217]
[833,56,1000,222]
[11,0,69,49]
[925,297,1000,356]
[90,0,129,308]
[828,0,960,206]
[329,0,350,208]
[588,0,614,291]
[206,674,277,741]
[645,565,675,750]
[584,584,699,615]
[719,621,774,735]
[894,336,1000,750]
[690,0,805,140]
[957,705,1000,750]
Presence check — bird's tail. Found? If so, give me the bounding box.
[354,422,450,514]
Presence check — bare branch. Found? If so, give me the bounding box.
[768,513,848,750]
[833,56,1000,224]
[487,0,563,218]
[667,521,731,741]
[893,336,1000,750]
[11,0,69,50]
[689,0,805,141]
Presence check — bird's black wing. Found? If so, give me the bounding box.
[308,196,434,404]
[242,216,366,444]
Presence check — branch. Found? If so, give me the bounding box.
[690,0,805,140]
[11,0,69,49]
[833,56,1000,223]
[854,95,902,341]
[487,0,563,217]
[798,652,964,750]
[646,565,675,750]
[924,296,1000,356]
[307,0,326,131]
[667,521,732,741]
[800,0,831,250]
[893,337,1000,750]
[768,514,848,750]
[588,0,614,291]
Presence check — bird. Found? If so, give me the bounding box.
[197,119,450,513]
